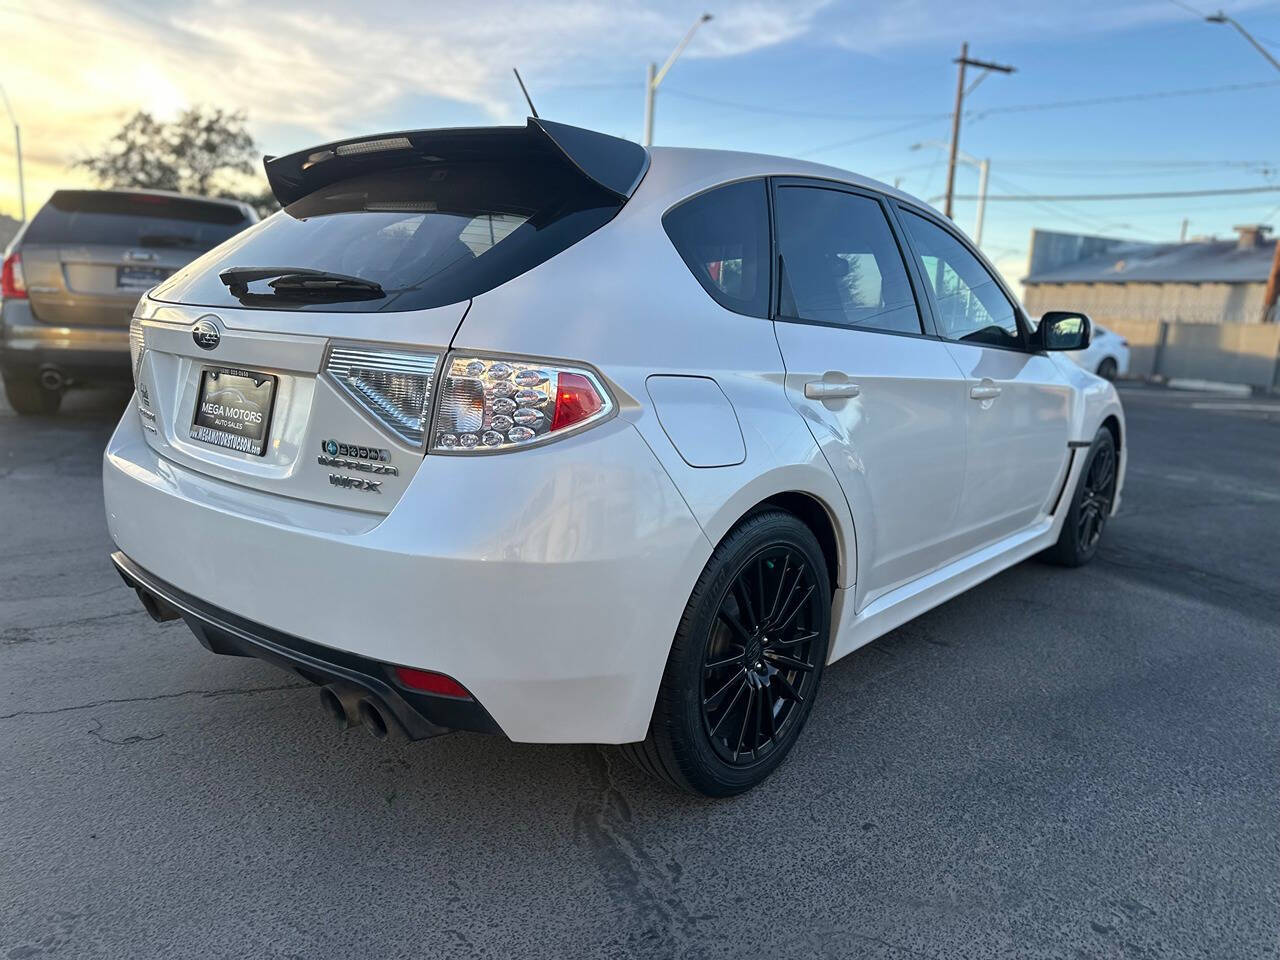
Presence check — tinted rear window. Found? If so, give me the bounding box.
[150,160,623,312]
[662,179,771,318]
[24,192,249,250]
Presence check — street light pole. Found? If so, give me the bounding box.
[0,83,26,223]
[643,13,713,147]
[974,157,990,247]
[1206,11,1280,73]
[912,140,989,247]
[943,44,1014,220]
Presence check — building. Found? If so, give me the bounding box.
[1022,225,1277,325]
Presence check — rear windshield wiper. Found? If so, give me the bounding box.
[218,266,385,301]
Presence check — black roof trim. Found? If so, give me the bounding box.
[263,118,649,208]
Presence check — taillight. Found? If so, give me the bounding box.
[0,252,26,299]
[129,318,146,384]
[324,344,440,446]
[430,353,614,452]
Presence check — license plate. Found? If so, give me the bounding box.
[190,367,277,456]
[117,265,168,290]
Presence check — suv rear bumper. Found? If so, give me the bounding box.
[103,405,710,744]
[1,300,130,383]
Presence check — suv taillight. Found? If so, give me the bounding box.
[129,318,146,385]
[0,252,26,299]
[431,353,613,452]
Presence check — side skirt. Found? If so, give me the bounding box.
[826,517,1057,664]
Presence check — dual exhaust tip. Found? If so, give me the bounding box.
[319,683,400,741]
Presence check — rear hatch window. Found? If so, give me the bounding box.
[24,191,250,250]
[151,159,625,313]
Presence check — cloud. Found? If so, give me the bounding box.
[0,0,832,215]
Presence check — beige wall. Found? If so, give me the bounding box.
[1095,318,1280,388]
[1024,281,1268,326]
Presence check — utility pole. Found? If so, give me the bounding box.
[0,83,25,223]
[1180,218,1189,243]
[1263,234,1280,323]
[643,13,713,147]
[944,44,1014,220]
[1206,11,1280,73]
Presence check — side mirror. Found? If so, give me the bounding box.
[1037,311,1091,351]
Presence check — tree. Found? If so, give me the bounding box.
[75,107,275,215]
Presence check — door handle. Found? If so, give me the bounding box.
[805,381,861,400]
[969,381,1002,401]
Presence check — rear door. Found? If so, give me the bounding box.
[770,179,969,608]
[895,206,1072,551]
[20,191,251,328]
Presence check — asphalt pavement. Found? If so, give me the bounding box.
[1,380,1277,960]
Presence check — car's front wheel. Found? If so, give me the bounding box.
[1096,357,1118,380]
[622,510,831,797]
[1044,428,1117,567]
[3,372,62,416]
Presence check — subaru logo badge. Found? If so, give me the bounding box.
[192,317,221,351]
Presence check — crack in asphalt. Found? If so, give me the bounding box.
[86,717,165,746]
[1,609,144,642]
[573,747,697,959]
[0,682,309,721]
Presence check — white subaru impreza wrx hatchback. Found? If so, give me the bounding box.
[105,119,1125,796]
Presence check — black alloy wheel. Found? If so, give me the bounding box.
[1076,434,1116,552]
[621,510,832,797]
[1044,428,1117,567]
[701,546,822,766]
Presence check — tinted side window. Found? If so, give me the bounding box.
[774,186,922,334]
[663,179,770,318]
[900,211,1021,348]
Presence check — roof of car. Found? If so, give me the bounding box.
[49,187,250,208]
[643,145,933,214]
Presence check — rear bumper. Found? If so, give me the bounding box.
[103,405,710,743]
[111,550,501,739]
[1,301,130,382]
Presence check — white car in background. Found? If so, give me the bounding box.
[104,119,1126,796]
[1063,321,1130,380]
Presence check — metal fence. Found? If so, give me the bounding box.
[1104,319,1280,391]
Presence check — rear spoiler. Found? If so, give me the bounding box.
[263,118,649,208]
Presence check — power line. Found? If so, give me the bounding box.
[969,79,1280,119]
[798,117,944,157]
[661,89,946,122]
[949,185,1280,201]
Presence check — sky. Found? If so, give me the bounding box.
[2,0,1279,289]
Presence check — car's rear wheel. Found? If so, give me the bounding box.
[622,510,831,797]
[3,372,62,415]
[1044,428,1117,567]
[1096,357,1117,380]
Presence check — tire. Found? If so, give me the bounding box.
[621,510,832,797]
[1044,428,1117,567]
[1096,357,1117,380]
[3,372,62,415]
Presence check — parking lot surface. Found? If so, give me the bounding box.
[1,380,1277,960]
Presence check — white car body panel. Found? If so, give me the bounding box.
[1064,323,1131,378]
[104,144,1127,744]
